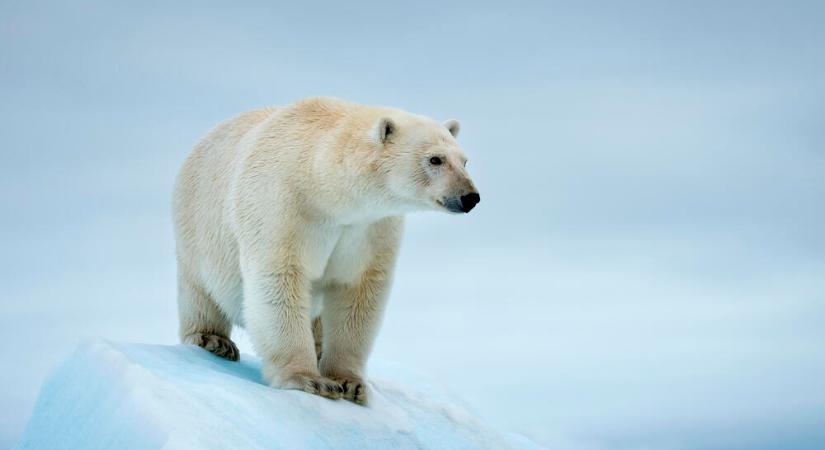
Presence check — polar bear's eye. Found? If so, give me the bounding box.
[429,156,443,166]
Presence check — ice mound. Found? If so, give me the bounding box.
[16,340,543,449]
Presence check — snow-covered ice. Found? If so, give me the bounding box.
[15,340,544,450]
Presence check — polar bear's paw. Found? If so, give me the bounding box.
[185,333,239,362]
[287,373,345,400]
[330,376,368,406]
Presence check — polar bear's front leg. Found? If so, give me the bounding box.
[319,219,402,405]
[318,276,390,405]
[319,273,389,405]
[242,259,344,400]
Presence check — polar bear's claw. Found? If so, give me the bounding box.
[186,333,239,361]
[332,377,368,406]
[290,374,345,400]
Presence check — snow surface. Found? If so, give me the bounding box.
[15,340,544,450]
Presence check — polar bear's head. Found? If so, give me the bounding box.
[371,114,480,214]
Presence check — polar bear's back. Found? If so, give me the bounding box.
[174,106,276,233]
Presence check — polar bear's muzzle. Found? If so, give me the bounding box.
[442,192,480,213]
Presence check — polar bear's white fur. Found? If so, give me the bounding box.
[173,97,479,404]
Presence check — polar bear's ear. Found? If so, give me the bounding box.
[373,117,396,144]
[444,119,460,138]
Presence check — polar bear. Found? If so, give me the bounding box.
[173,97,479,405]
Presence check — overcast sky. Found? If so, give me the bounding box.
[1,1,824,449]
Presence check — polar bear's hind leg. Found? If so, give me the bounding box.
[178,274,239,361]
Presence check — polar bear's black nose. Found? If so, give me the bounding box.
[460,192,480,212]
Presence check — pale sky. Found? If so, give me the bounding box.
[1,1,824,449]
